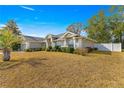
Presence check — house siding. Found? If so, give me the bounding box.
[82,39,94,48]
[78,39,83,48]
[21,42,43,50]
[29,42,42,49]
[21,42,30,50]
[56,41,64,46]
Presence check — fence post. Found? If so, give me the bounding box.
[119,43,121,52]
[111,43,112,51]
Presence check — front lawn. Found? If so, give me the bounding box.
[0,51,124,88]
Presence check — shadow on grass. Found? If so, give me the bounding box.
[0,58,48,70]
[0,62,21,70]
[21,58,48,67]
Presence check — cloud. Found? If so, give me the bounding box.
[0,24,5,28]
[20,6,35,11]
[24,33,42,37]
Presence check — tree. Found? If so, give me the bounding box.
[5,20,22,50]
[108,14,124,43]
[87,6,124,44]
[5,20,21,35]
[109,6,124,43]
[0,28,22,61]
[87,10,112,43]
[66,22,84,35]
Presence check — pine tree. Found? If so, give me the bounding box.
[5,20,21,35]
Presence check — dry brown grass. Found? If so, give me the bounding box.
[0,51,124,88]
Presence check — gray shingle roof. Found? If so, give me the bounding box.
[45,33,65,38]
[55,33,65,37]
[23,35,44,42]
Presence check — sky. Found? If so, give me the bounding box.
[0,5,111,37]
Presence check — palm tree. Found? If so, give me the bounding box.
[0,28,22,61]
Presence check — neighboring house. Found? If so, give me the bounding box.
[45,31,96,49]
[21,35,45,50]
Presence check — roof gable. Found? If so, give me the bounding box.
[59,31,78,39]
[45,33,65,39]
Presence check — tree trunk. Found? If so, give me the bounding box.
[3,48,11,61]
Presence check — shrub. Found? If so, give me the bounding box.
[80,48,88,56]
[51,47,56,52]
[49,46,52,50]
[74,48,88,56]
[12,43,21,51]
[73,48,79,54]
[93,47,98,51]
[41,47,46,51]
[51,46,62,52]
[55,46,61,52]
[46,48,50,51]
[25,48,32,52]
[46,46,52,51]
[61,47,67,52]
[42,48,46,51]
[66,47,74,53]
[25,48,42,52]
[39,48,42,51]
[85,47,93,53]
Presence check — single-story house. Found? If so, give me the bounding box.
[20,35,45,50]
[45,31,96,49]
[20,31,96,50]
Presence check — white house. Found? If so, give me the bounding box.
[20,31,96,50]
[45,31,96,49]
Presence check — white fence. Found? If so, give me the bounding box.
[94,43,121,52]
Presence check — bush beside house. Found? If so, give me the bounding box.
[25,48,42,52]
[74,48,88,56]
[25,46,95,56]
[65,47,74,53]
[45,46,74,53]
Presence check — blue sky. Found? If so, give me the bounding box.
[0,5,110,37]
